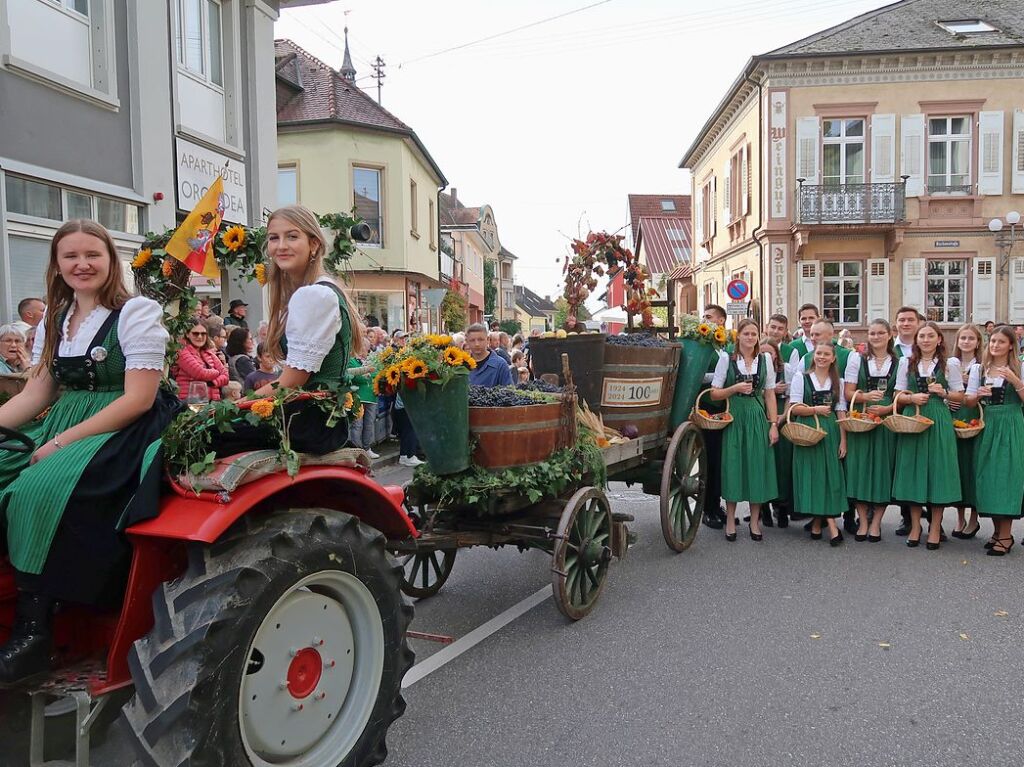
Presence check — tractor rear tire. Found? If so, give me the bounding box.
[120,508,413,767]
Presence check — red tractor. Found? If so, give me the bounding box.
[0,424,418,766]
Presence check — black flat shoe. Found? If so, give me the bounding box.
[830,532,844,547]
[867,534,882,543]
[725,531,737,542]
[926,541,940,550]
[855,533,868,542]
[749,525,763,542]
[810,530,823,540]
[906,535,921,548]
[961,524,981,539]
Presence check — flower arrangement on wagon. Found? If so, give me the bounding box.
[678,313,730,350]
[563,231,659,328]
[370,334,476,396]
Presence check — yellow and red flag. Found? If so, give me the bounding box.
[165,174,225,278]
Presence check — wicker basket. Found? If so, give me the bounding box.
[781,406,827,447]
[690,388,733,431]
[954,399,984,440]
[883,392,933,434]
[839,390,879,434]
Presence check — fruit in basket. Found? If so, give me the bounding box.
[621,424,639,439]
[555,329,568,339]
[541,331,555,339]
[953,419,968,428]
[970,418,980,426]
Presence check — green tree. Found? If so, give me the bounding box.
[440,290,468,332]
[553,297,592,328]
[484,259,497,316]
[499,319,521,336]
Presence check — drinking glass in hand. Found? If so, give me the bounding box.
[187,381,209,413]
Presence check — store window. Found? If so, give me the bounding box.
[926,259,966,323]
[4,175,141,234]
[823,119,865,186]
[928,116,971,193]
[822,261,861,325]
[5,177,62,220]
[353,166,382,246]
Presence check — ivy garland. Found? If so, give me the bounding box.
[408,432,607,517]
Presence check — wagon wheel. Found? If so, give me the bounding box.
[660,422,708,552]
[400,549,457,599]
[552,487,613,621]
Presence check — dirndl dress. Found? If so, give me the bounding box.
[718,354,778,504]
[0,306,177,605]
[843,353,897,505]
[970,377,1024,518]
[789,372,847,517]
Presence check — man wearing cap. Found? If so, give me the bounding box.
[224,299,249,330]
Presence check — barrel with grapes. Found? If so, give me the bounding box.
[468,382,576,469]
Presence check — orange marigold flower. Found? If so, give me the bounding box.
[131,248,153,269]
[161,258,175,277]
[250,398,275,419]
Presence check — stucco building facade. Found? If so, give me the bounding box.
[682,0,1024,333]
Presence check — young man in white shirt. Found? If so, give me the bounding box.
[893,306,922,358]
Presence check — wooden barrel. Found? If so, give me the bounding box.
[470,401,575,469]
[600,343,681,438]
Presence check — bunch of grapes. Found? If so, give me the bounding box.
[606,333,669,348]
[468,385,540,407]
[516,380,562,393]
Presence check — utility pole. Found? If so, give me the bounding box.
[371,55,386,105]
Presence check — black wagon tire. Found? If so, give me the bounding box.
[660,422,708,552]
[120,508,414,767]
[399,549,457,599]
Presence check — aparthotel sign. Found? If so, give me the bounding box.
[175,138,248,223]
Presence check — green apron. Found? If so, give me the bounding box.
[844,353,897,504]
[720,355,778,504]
[890,360,961,505]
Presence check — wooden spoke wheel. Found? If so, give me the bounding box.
[660,422,708,552]
[552,487,613,621]
[400,549,457,599]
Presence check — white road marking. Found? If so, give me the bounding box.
[402,586,551,688]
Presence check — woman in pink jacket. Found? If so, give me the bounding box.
[173,321,229,400]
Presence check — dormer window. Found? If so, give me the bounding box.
[660,200,676,211]
[937,19,997,34]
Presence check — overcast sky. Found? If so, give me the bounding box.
[276,0,890,303]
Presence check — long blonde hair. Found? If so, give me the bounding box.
[983,325,1022,381]
[264,205,363,362]
[37,219,130,375]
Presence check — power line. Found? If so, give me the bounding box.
[398,0,616,67]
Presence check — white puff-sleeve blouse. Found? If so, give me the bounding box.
[894,357,963,392]
[789,369,848,410]
[711,351,776,390]
[283,280,343,373]
[31,296,169,371]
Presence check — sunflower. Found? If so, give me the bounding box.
[161,258,175,277]
[463,353,477,370]
[402,357,429,379]
[250,399,275,419]
[730,329,738,343]
[131,248,153,269]
[384,365,401,387]
[442,346,463,366]
[713,327,728,344]
[223,225,247,252]
[697,323,711,336]
[372,370,388,396]
[380,346,395,361]
[254,263,267,286]
[343,392,354,409]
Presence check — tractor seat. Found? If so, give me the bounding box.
[176,447,372,494]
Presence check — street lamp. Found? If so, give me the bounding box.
[988,210,1020,274]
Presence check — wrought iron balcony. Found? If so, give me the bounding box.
[796,182,906,225]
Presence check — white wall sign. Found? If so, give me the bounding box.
[771,243,789,317]
[769,91,788,219]
[175,138,248,223]
[601,378,663,407]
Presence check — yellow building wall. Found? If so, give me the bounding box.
[277,127,441,282]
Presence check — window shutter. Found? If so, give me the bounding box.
[796,116,820,183]
[1012,109,1024,194]
[900,114,926,197]
[865,259,889,322]
[902,257,926,311]
[870,114,896,184]
[722,160,732,224]
[978,111,1004,195]
[972,257,996,324]
[741,145,750,216]
[1008,258,1024,324]
[797,260,820,308]
[695,185,704,244]
[711,176,717,237]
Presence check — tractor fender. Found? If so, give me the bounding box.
[128,466,418,544]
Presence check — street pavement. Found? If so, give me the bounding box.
[382,474,1024,767]
[6,466,1024,765]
